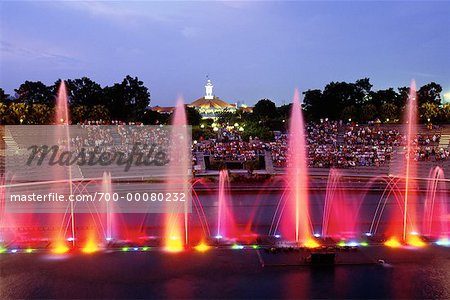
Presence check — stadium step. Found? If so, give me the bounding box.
[3,128,21,155]
[439,134,450,148]
[264,150,275,174]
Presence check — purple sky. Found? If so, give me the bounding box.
[1,1,449,106]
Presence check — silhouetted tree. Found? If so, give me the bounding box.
[15,81,53,104]
[0,88,10,103]
[105,75,150,122]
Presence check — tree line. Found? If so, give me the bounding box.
[0,76,150,124]
[302,78,448,123]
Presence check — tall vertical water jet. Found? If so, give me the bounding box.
[102,172,113,242]
[216,169,237,240]
[164,98,191,251]
[280,89,315,246]
[402,80,420,244]
[53,80,75,251]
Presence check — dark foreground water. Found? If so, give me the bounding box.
[1,246,449,299]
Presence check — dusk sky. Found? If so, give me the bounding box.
[1,1,449,106]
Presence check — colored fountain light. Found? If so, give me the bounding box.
[406,234,426,248]
[216,169,238,241]
[0,247,7,253]
[25,248,34,253]
[165,236,184,253]
[322,169,361,240]
[82,240,99,254]
[359,242,369,247]
[436,238,450,247]
[194,242,210,252]
[384,237,402,248]
[121,247,129,252]
[231,244,244,250]
[52,244,70,254]
[303,239,320,249]
[279,89,313,245]
[164,98,190,250]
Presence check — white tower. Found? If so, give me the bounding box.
[205,77,214,100]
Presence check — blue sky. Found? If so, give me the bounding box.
[1,1,449,106]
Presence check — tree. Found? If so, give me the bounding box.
[0,102,8,124]
[186,107,202,126]
[417,82,442,106]
[28,104,52,124]
[0,88,10,103]
[369,88,398,110]
[66,77,105,106]
[340,105,358,122]
[380,103,398,122]
[14,81,53,104]
[253,99,278,120]
[72,105,90,123]
[89,105,110,121]
[105,75,150,122]
[9,102,29,124]
[419,102,440,123]
[359,104,378,122]
[302,89,324,120]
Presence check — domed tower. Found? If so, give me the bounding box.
[205,77,214,100]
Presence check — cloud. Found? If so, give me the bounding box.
[0,40,82,68]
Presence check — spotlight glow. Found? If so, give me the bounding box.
[384,237,401,248]
[121,247,129,252]
[436,238,450,247]
[165,236,184,252]
[304,239,320,248]
[194,242,210,252]
[407,235,426,247]
[82,241,99,254]
[313,233,321,238]
[26,248,34,253]
[52,244,70,254]
[337,241,347,247]
[231,244,244,250]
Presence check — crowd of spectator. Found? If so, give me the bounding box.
[56,120,449,169]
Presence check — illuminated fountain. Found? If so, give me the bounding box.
[273,89,317,248]
[322,169,361,241]
[164,98,191,252]
[52,80,74,253]
[215,169,238,241]
[423,167,448,245]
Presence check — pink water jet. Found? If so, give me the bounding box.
[423,167,448,239]
[216,169,238,240]
[280,89,314,245]
[322,169,361,240]
[164,98,191,251]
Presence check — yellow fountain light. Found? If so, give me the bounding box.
[25,248,34,253]
[384,237,402,248]
[304,239,320,249]
[407,234,426,248]
[194,242,210,253]
[82,240,99,254]
[52,244,70,254]
[165,236,184,253]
